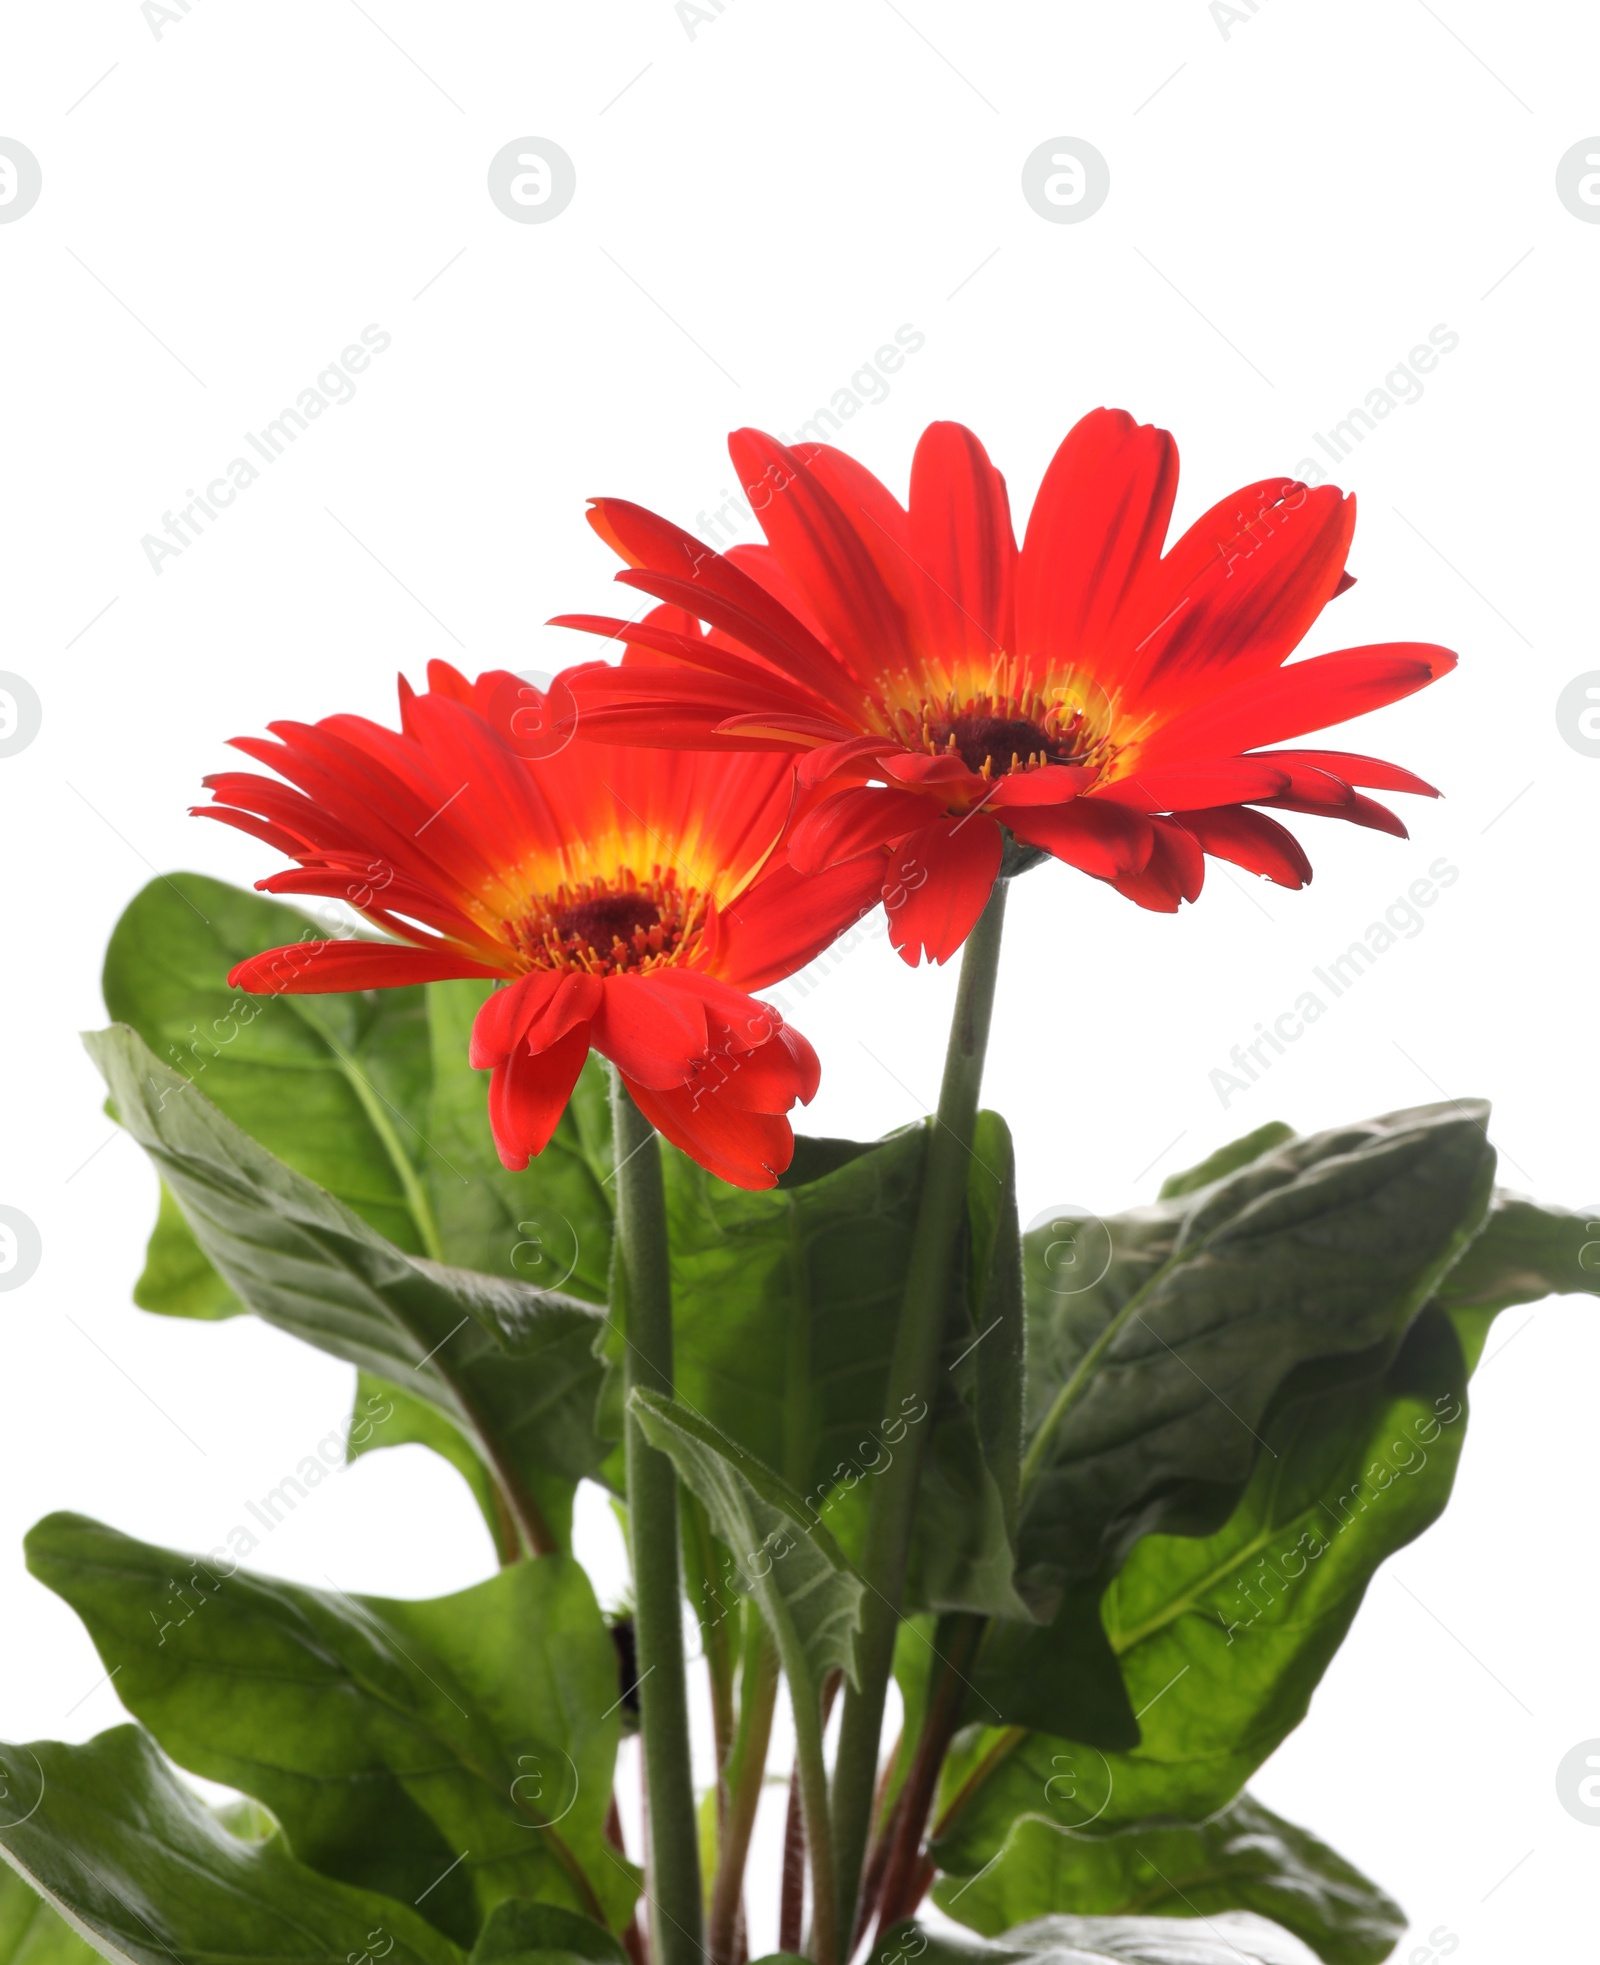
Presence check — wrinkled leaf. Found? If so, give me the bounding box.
[89,1024,609,1554]
[629,1389,862,1695]
[1432,1188,1600,1368]
[936,1303,1469,1862]
[26,1515,637,1941]
[0,1727,462,1965]
[929,1791,1403,1965]
[882,1910,1318,1964]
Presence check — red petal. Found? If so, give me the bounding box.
[1255,789,1408,838]
[1111,817,1206,912]
[728,429,912,688]
[1174,807,1313,888]
[1134,645,1456,766]
[907,422,1017,662]
[788,786,937,873]
[883,814,1003,967]
[593,974,710,1088]
[470,971,602,1069]
[1094,758,1291,812]
[1016,408,1178,674]
[487,1022,592,1170]
[713,854,888,991]
[228,939,499,995]
[624,1073,795,1190]
[1003,800,1155,880]
[987,765,1096,808]
[1252,748,1440,798]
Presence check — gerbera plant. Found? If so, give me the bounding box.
[4,412,1594,1965]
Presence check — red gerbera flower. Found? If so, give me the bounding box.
[554,409,1456,963]
[195,661,882,1188]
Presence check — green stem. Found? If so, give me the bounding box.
[708,1627,779,1965]
[610,1072,703,1965]
[830,878,1010,1952]
[793,1675,840,1965]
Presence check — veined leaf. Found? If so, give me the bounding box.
[0,1868,101,1965]
[25,1516,637,1941]
[0,1727,462,1965]
[881,1910,1319,1963]
[629,1389,862,1696]
[88,1024,609,1555]
[468,1898,628,1965]
[928,1791,1403,1965]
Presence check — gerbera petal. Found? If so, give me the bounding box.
[986,765,1096,808]
[788,786,939,873]
[1094,757,1292,811]
[884,815,1003,966]
[729,428,913,685]
[1003,800,1155,880]
[1255,789,1409,838]
[1174,807,1313,888]
[907,421,1017,661]
[1016,407,1179,675]
[623,1073,796,1190]
[594,974,710,1088]
[1110,817,1207,913]
[1134,644,1456,766]
[229,939,499,995]
[487,1022,593,1171]
[712,854,888,991]
[1253,748,1440,798]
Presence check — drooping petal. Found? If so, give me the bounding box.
[487,1022,593,1170]
[1003,800,1155,880]
[1252,748,1441,798]
[593,974,710,1088]
[1174,807,1313,888]
[1110,817,1207,912]
[624,1072,797,1190]
[884,814,1003,966]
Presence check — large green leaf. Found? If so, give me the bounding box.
[104,877,616,1307]
[0,1870,100,1965]
[654,1115,1026,1616]
[0,1727,462,1965]
[928,1792,1402,1965]
[968,1104,1495,1737]
[1432,1188,1600,1368]
[104,874,439,1261]
[468,1898,628,1965]
[935,1301,1469,1869]
[883,1911,1319,1963]
[423,982,613,1303]
[88,1024,609,1554]
[629,1389,862,1695]
[26,1516,637,1941]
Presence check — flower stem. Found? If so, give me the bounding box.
[610,1072,703,1965]
[829,878,1010,1953]
[708,1625,779,1965]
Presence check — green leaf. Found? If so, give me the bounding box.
[881,1911,1319,1964]
[656,1117,1026,1616]
[1159,1123,1297,1201]
[928,1791,1403,1965]
[628,1389,863,1696]
[1432,1188,1600,1369]
[974,1103,1495,1738]
[0,1727,462,1965]
[104,874,442,1260]
[468,1899,627,1965]
[25,1515,638,1942]
[0,1868,101,1965]
[422,984,613,1305]
[133,1181,245,1320]
[935,1301,1470,1863]
[88,1023,610,1554]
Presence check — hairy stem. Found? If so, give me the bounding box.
[829,881,1010,1952]
[611,1072,703,1965]
[779,1764,807,1954]
[708,1627,779,1965]
[874,1615,983,1935]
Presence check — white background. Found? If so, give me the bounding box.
[3,0,1598,1956]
